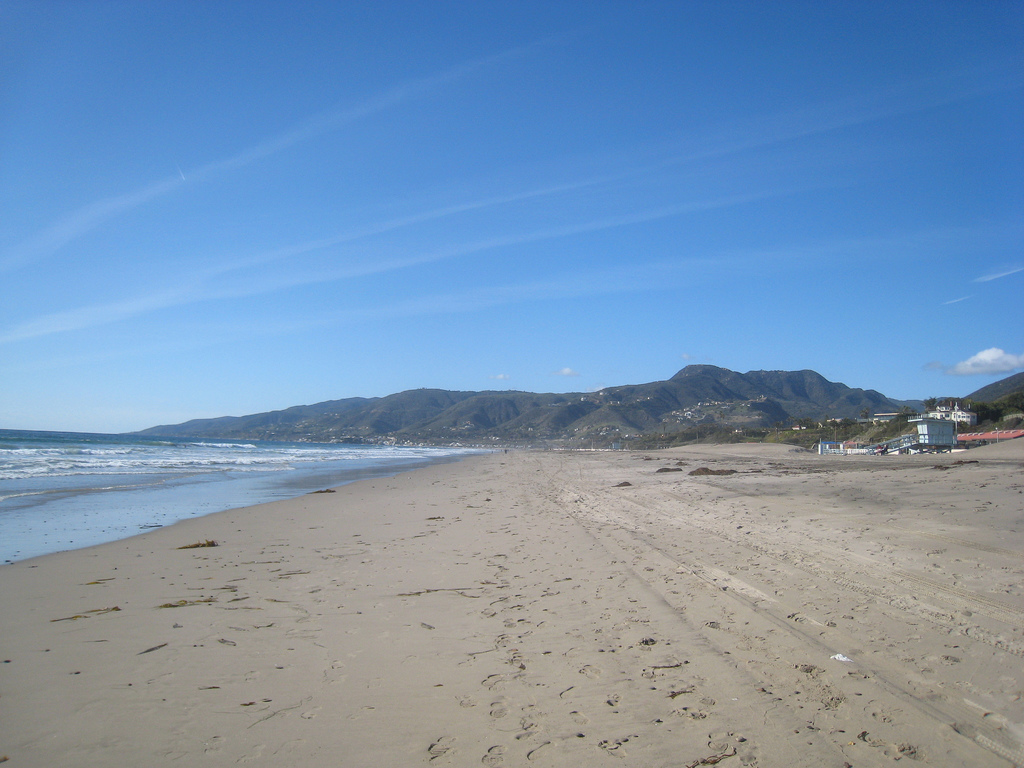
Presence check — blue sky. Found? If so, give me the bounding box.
[2,1,1022,433]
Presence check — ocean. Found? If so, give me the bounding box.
[0,429,480,564]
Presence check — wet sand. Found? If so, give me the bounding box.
[1,441,1022,766]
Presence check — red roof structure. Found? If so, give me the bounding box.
[957,429,1024,442]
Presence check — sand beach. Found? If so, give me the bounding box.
[1,441,1022,767]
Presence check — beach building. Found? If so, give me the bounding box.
[924,401,977,426]
[817,440,874,456]
[957,428,1024,447]
[872,417,958,455]
[843,440,874,454]
[871,412,901,423]
[912,416,957,450]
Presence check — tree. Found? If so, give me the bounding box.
[923,397,938,410]
[1001,392,1024,413]
[971,401,1003,424]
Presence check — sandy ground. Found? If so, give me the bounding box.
[1,440,1022,767]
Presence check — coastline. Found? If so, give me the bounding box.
[0,431,478,564]
[1,443,1022,766]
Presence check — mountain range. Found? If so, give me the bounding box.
[136,365,926,444]
[964,371,1024,404]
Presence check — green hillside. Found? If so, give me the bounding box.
[136,365,922,446]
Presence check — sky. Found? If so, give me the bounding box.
[1,1,1022,434]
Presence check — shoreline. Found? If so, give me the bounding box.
[0,440,480,564]
[1,443,1022,766]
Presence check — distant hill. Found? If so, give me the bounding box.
[136,365,921,445]
[966,371,1024,403]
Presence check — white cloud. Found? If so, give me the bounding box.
[947,348,1024,376]
[553,367,580,377]
[942,295,972,305]
[974,265,1023,283]
[489,373,510,380]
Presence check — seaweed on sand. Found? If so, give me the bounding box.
[157,597,216,608]
[177,540,219,549]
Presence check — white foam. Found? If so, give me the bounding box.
[0,430,482,563]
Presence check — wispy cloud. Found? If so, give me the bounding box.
[974,265,1023,282]
[0,287,191,345]
[553,368,580,377]
[942,295,973,305]
[947,347,1024,376]
[658,61,1024,172]
[0,177,183,272]
[0,185,780,345]
[186,42,527,179]
[489,373,510,381]
[9,53,1005,277]
[8,44,1000,279]
[0,211,994,349]
[207,173,626,280]
[0,44,531,273]
[0,255,693,363]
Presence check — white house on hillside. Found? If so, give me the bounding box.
[924,401,977,426]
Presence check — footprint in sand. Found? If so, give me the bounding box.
[598,737,630,758]
[237,744,267,763]
[322,660,346,684]
[673,707,708,720]
[201,735,225,754]
[482,745,506,765]
[708,732,732,750]
[489,699,509,718]
[482,673,512,690]
[708,732,755,765]
[579,665,602,678]
[428,736,456,761]
[526,741,551,760]
[515,719,540,740]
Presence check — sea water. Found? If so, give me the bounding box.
[0,429,479,563]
